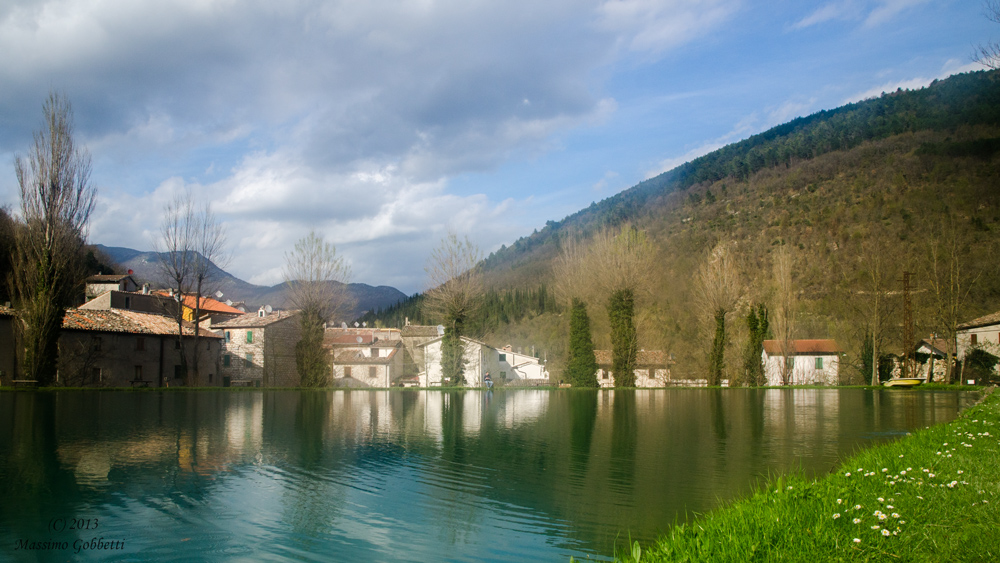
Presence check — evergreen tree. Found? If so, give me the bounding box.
[441,322,467,386]
[743,304,769,386]
[296,312,329,387]
[566,298,598,387]
[608,289,637,387]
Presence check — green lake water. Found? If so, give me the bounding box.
[0,388,981,562]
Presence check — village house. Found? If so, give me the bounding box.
[417,335,494,387]
[84,273,139,301]
[214,308,301,387]
[762,339,842,386]
[593,350,673,387]
[58,308,222,387]
[494,345,549,385]
[956,310,1000,365]
[912,336,955,382]
[415,335,550,387]
[325,328,404,387]
[400,324,443,378]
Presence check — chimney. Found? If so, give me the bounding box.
[142,283,150,295]
[405,317,409,326]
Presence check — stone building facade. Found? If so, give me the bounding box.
[215,309,301,387]
[58,308,222,387]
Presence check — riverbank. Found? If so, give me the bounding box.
[617,386,999,562]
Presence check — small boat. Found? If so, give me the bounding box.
[883,378,924,387]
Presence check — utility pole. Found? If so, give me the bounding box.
[901,271,914,379]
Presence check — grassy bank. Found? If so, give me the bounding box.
[615,387,1000,562]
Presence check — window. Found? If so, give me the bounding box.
[246,331,254,344]
[223,355,231,367]
[245,353,253,367]
[815,357,824,370]
[344,366,352,377]
[208,373,213,383]
[499,353,506,362]
[371,348,378,358]
[136,337,145,351]
[92,337,102,351]
[124,296,131,309]
[134,365,143,381]
[369,366,377,378]
[225,331,231,343]
[971,334,978,345]
[601,370,609,379]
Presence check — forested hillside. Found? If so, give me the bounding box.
[368,70,1000,381]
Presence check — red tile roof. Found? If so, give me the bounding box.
[762,339,841,355]
[62,309,221,338]
[178,294,245,315]
[86,274,134,283]
[333,348,398,364]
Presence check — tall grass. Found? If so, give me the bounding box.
[622,388,1000,562]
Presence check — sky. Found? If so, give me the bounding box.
[0,0,994,294]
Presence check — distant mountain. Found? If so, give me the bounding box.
[94,244,406,321]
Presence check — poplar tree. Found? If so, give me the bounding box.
[11,93,96,385]
[565,298,598,387]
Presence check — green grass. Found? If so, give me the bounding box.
[617,387,1000,562]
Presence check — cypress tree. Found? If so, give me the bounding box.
[742,304,769,386]
[566,298,598,387]
[608,289,637,388]
[708,309,726,386]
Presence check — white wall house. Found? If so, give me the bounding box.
[593,350,673,388]
[762,339,841,386]
[418,336,492,387]
[493,345,549,384]
[956,311,1000,370]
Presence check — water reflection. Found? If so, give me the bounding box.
[0,388,980,562]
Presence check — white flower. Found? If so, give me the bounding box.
[878,497,884,502]
[882,468,888,473]
[854,504,862,510]
[886,505,894,509]
[929,474,935,478]
[957,470,964,474]
[882,529,891,537]
[892,513,900,518]
[833,513,841,519]
[837,499,843,504]
[845,472,851,477]
[853,538,861,544]
[872,525,880,530]
[853,518,862,524]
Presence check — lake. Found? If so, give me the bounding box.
[0,388,981,562]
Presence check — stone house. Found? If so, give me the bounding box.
[84,274,139,301]
[214,308,301,387]
[325,329,404,387]
[912,337,954,382]
[593,350,673,388]
[58,308,222,387]
[956,310,1000,371]
[762,339,841,386]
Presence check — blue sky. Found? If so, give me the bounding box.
[0,0,992,294]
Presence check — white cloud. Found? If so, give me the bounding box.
[792,2,856,30]
[864,0,931,28]
[596,0,739,54]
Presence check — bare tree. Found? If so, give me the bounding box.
[854,233,900,386]
[925,220,984,383]
[589,224,654,388]
[155,193,196,385]
[10,93,96,385]
[772,247,796,385]
[424,233,483,386]
[697,241,743,386]
[976,1,1000,69]
[189,203,227,384]
[284,231,351,387]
